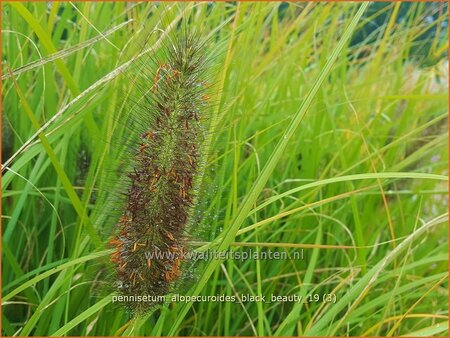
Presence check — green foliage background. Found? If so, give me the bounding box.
[2,1,448,336]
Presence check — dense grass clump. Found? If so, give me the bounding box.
[1,2,448,336]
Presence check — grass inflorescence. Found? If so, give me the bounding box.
[108,29,213,313]
[1,2,448,336]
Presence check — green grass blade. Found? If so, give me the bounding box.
[304,213,448,336]
[50,293,114,337]
[2,250,111,302]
